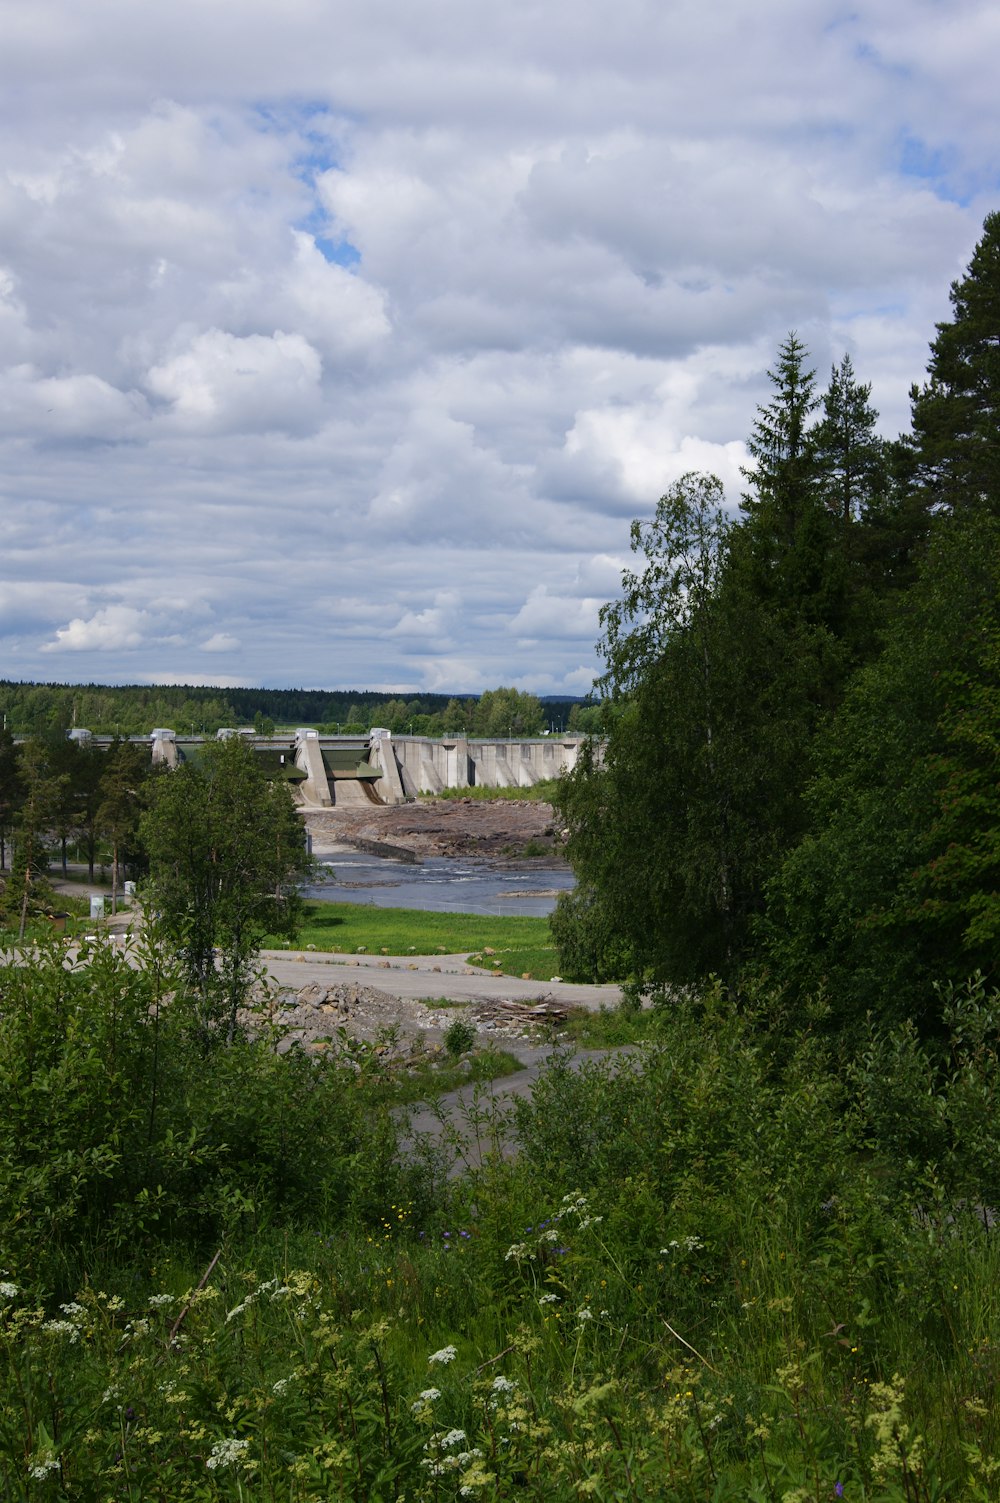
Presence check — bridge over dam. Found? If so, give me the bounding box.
[63,727,594,807]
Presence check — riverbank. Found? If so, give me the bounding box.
[303,795,567,864]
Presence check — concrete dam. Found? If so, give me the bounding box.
[140,727,591,807]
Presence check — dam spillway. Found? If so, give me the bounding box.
[128,727,595,806]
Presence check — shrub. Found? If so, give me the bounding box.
[443,1016,477,1057]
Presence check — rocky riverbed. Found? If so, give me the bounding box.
[303,796,567,864]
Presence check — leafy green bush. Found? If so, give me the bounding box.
[443,1017,477,1057]
[0,937,417,1296]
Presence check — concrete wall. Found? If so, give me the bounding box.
[47,729,599,806]
[386,735,591,800]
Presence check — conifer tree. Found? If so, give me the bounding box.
[907,210,1000,515]
[812,353,888,529]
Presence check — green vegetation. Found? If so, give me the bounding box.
[0,681,581,740]
[324,1028,524,1105]
[443,1016,478,1056]
[142,735,309,1041]
[270,899,558,977]
[4,214,1000,1501]
[432,778,562,802]
[555,1002,670,1048]
[4,941,1000,1497]
[555,211,1000,1028]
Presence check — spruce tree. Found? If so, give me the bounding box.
[811,353,887,529]
[907,210,1000,515]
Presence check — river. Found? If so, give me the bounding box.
[303,847,575,917]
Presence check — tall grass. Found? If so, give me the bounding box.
[2,949,1000,1499]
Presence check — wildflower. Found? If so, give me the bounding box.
[148,1293,175,1309]
[538,1293,559,1306]
[576,1307,594,1322]
[412,1387,442,1412]
[206,1437,250,1471]
[834,1486,844,1498]
[41,1319,80,1342]
[428,1345,458,1365]
[491,1375,516,1395]
[29,1455,60,1481]
[505,1242,531,1262]
[441,1428,467,1449]
[272,1377,293,1396]
[661,1235,704,1253]
[0,1281,18,1300]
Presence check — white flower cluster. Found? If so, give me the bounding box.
[272,1377,294,1397]
[491,1375,516,1395]
[148,1293,176,1309]
[421,1428,485,1478]
[40,1319,80,1343]
[427,1345,458,1365]
[40,1301,87,1342]
[411,1386,442,1412]
[504,1242,532,1262]
[0,1281,18,1300]
[226,1278,280,1323]
[537,1293,559,1306]
[559,1191,602,1231]
[29,1455,60,1481]
[206,1437,250,1471]
[660,1235,704,1254]
[576,1307,594,1323]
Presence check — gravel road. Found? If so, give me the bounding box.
[259,946,622,1010]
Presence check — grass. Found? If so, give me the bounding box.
[5,954,1000,1498]
[379,1045,524,1105]
[429,778,561,802]
[269,900,561,978]
[0,889,94,942]
[554,1002,667,1047]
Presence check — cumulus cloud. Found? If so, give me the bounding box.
[146,329,323,432]
[43,605,153,653]
[0,0,995,690]
[509,587,604,644]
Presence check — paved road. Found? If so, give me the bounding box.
[259,947,623,1011]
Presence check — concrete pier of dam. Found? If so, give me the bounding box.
[60,726,597,807]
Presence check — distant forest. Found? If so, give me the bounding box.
[0,680,599,738]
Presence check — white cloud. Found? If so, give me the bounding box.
[0,0,995,691]
[146,329,323,432]
[200,632,241,652]
[43,605,153,652]
[509,587,604,643]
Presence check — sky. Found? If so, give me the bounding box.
[0,0,997,697]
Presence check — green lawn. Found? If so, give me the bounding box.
[268,900,562,979]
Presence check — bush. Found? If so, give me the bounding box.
[0,937,414,1295]
[443,1016,477,1057]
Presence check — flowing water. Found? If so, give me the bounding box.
[304,847,575,917]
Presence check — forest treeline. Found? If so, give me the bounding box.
[555,211,1000,1040]
[0,681,597,739]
